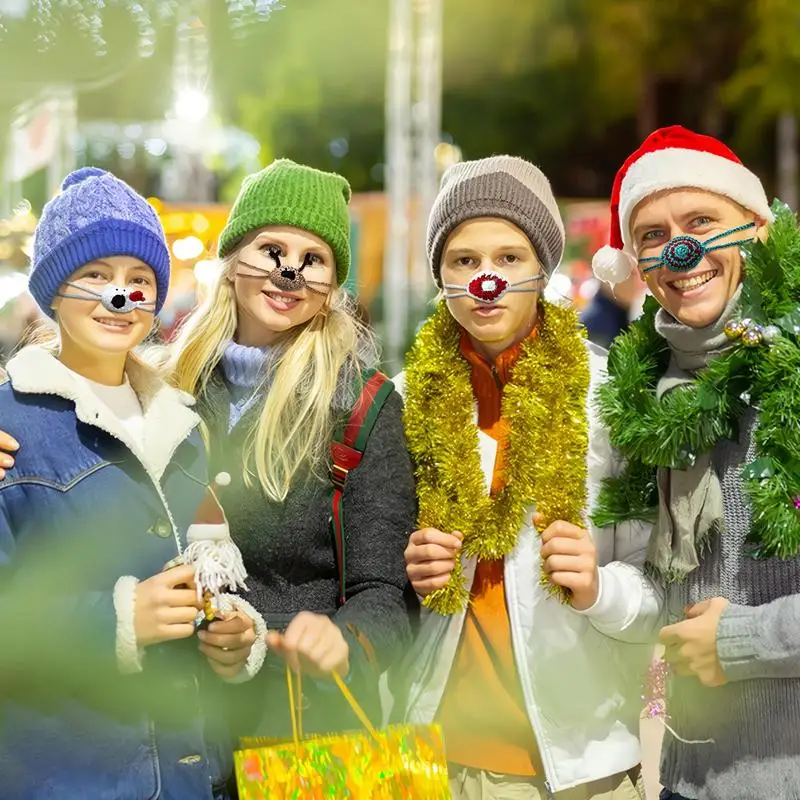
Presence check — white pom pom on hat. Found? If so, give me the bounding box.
[591,245,636,285]
[593,125,772,285]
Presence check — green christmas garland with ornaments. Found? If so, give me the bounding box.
[591,200,800,562]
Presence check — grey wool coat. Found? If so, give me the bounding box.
[196,366,418,739]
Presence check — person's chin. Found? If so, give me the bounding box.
[667,297,728,329]
[86,325,144,352]
[657,270,734,329]
[459,311,512,338]
[257,306,314,334]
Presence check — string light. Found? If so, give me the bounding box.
[2,1,284,54]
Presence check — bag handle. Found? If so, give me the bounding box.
[286,664,303,745]
[285,664,380,745]
[331,672,379,739]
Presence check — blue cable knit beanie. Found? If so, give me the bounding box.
[29,167,171,318]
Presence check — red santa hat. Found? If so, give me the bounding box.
[184,471,248,601]
[592,125,773,284]
[187,472,231,544]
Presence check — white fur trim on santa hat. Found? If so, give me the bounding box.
[618,148,773,251]
[592,245,637,285]
[186,522,230,543]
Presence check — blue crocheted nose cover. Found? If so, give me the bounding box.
[639,222,755,274]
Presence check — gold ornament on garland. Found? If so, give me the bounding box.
[403,300,590,615]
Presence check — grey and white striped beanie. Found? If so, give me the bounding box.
[426,155,565,287]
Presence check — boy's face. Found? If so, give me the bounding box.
[440,217,543,349]
[631,189,761,328]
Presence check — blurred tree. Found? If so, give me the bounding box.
[0,5,145,97]
[724,0,800,126]
[9,0,795,199]
[577,0,750,142]
[572,0,798,192]
[724,0,800,206]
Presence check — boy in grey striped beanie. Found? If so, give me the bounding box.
[399,155,650,799]
[426,155,565,287]
[421,155,566,358]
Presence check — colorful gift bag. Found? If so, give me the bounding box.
[234,667,451,799]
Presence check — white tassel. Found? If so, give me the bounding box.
[183,538,248,602]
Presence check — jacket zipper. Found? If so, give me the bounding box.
[505,560,560,794]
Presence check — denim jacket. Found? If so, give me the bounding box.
[0,346,234,800]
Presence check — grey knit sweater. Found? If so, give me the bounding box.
[196,353,418,739]
[660,408,800,800]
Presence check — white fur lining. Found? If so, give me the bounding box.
[619,147,773,251]
[216,594,269,683]
[6,346,199,483]
[113,575,144,674]
[6,346,201,556]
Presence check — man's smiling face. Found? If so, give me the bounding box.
[631,189,761,328]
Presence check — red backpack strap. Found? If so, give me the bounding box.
[330,370,394,607]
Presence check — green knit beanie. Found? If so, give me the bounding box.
[219,159,352,286]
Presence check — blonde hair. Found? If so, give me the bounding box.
[17,318,60,354]
[171,252,376,502]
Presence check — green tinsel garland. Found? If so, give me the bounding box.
[591,200,800,561]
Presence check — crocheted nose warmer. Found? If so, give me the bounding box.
[237,249,332,296]
[57,283,156,314]
[442,270,543,304]
[639,222,756,274]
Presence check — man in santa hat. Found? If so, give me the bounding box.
[592,125,800,799]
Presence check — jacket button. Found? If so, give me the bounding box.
[148,520,172,538]
[178,755,203,765]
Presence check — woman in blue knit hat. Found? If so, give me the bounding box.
[0,167,264,800]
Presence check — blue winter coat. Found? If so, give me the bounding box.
[0,346,232,800]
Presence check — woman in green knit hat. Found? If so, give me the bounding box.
[169,159,418,737]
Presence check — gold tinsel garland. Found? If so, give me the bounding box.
[403,300,591,615]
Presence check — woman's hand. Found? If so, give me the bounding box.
[0,429,19,480]
[267,611,349,678]
[197,611,258,679]
[134,565,202,648]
